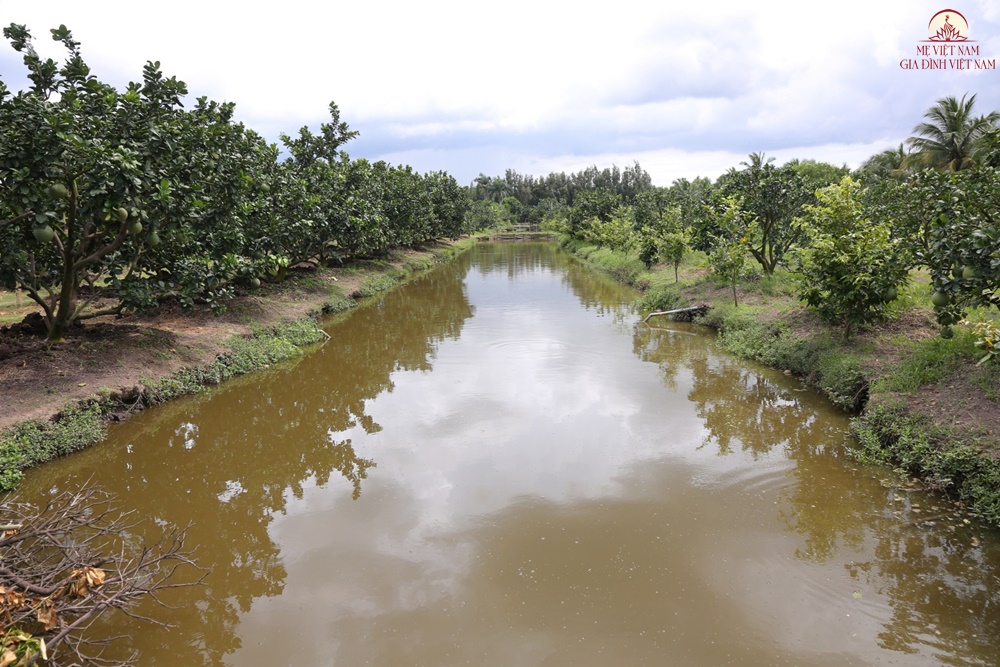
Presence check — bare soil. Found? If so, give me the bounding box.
[0,243,455,432]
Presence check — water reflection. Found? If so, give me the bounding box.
[634,317,1000,664]
[11,243,1000,667]
[17,257,477,664]
[854,499,1000,664]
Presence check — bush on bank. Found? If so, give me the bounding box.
[853,399,1000,525]
[561,237,1000,525]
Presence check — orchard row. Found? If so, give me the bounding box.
[0,25,472,342]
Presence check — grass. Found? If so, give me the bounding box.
[0,404,105,490]
[560,234,1000,525]
[0,289,33,324]
[322,285,355,315]
[870,330,980,394]
[0,237,480,490]
[852,400,1000,524]
[351,273,403,299]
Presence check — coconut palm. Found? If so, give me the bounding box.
[858,144,909,181]
[905,93,1000,171]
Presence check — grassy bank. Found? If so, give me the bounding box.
[0,237,477,490]
[560,236,1000,526]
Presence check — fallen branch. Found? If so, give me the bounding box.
[0,485,206,666]
[642,304,710,323]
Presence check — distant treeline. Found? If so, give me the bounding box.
[468,93,999,344]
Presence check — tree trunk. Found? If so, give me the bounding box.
[46,274,78,343]
[47,213,79,343]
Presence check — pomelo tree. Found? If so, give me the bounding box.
[0,25,187,341]
[794,177,910,339]
[0,25,272,338]
[717,153,811,274]
[870,167,1000,333]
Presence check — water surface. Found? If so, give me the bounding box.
[17,242,1000,665]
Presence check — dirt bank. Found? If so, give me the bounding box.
[0,239,474,485]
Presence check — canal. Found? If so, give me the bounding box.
[16,242,1000,665]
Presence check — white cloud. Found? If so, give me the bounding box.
[3,0,1000,183]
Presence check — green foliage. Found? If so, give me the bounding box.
[856,144,909,184]
[716,153,811,274]
[351,274,401,299]
[814,351,867,410]
[963,318,1000,366]
[905,93,999,171]
[794,177,910,339]
[637,283,682,312]
[0,25,472,343]
[0,404,104,490]
[568,189,621,238]
[784,158,850,194]
[669,178,719,253]
[707,198,752,307]
[658,230,689,283]
[852,401,1000,523]
[465,196,508,233]
[583,247,646,285]
[535,198,569,233]
[875,167,1000,328]
[501,195,524,223]
[581,206,634,253]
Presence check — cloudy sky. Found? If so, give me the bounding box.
[2,0,999,186]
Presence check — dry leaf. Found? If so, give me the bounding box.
[69,567,106,597]
[0,649,17,667]
[36,599,58,631]
[1,588,25,608]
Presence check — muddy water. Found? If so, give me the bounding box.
[15,242,1000,666]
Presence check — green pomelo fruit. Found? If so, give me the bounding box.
[33,225,54,243]
[128,220,143,235]
[931,291,951,308]
[46,183,69,200]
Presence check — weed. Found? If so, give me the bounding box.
[851,400,1000,524]
[638,284,683,312]
[351,274,399,299]
[871,330,979,394]
[0,404,105,490]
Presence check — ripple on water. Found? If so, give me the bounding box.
[689,454,795,495]
[485,337,603,366]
